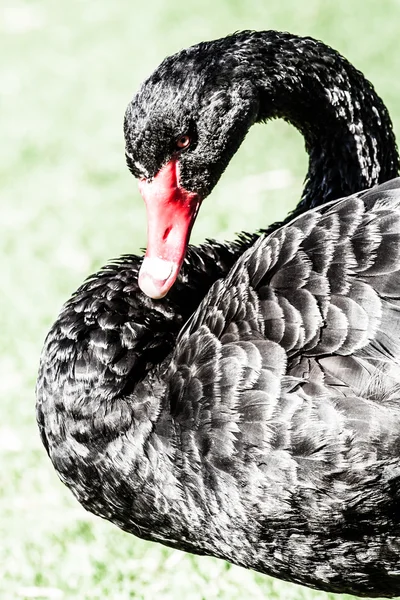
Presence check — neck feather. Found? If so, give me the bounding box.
[228,31,399,212]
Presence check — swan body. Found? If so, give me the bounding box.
[37,31,400,597]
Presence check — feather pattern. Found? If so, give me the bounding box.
[38,180,400,597]
[37,31,400,598]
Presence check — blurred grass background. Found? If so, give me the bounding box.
[2,0,400,599]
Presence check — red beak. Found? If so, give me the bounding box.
[138,158,202,299]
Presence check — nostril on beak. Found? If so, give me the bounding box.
[162,226,172,241]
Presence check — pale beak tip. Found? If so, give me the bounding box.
[138,257,176,299]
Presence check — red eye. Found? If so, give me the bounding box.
[176,134,191,150]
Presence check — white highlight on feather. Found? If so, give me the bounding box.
[326,86,380,184]
[125,150,150,178]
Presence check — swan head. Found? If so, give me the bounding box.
[124,36,259,298]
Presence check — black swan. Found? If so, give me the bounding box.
[37,31,400,597]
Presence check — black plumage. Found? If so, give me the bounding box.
[37,31,400,597]
[125,30,398,210]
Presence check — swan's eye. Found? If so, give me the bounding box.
[176,134,191,150]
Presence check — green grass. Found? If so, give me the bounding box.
[2,0,400,598]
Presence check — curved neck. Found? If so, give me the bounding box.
[231,31,399,212]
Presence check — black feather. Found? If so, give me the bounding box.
[37,31,400,598]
